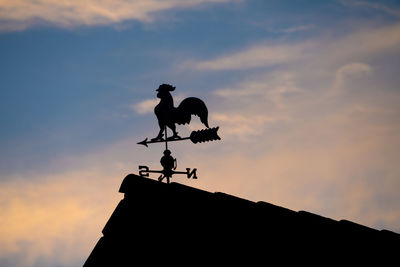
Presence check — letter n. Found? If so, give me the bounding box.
[186,168,198,179]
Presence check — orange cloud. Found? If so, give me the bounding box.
[0,0,233,31]
[0,171,122,266]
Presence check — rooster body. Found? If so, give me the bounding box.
[152,84,209,141]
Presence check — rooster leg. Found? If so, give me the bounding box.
[168,124,180,139]
[151,127,164,141]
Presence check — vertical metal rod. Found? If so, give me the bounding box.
[164,126,168,150]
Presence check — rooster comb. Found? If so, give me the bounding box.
[157,84,176,92]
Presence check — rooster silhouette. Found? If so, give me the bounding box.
[152,84,209,141]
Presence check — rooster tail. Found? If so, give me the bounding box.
[200,114,209,128]
[176,97,209,128]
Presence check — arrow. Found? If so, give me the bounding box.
[137,127,221,147]
[137,138,149,147]
[137,136,190,147]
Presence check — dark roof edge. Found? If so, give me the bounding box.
[119,173,400,237]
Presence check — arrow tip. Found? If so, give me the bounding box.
[137,138,148,147]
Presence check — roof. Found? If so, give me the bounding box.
[84,174,400,265]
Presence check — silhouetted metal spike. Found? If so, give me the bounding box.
[137,138,149,147]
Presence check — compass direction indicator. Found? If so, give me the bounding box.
[139,165,197,184]
[137,84,221,183]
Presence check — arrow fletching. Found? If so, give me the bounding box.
[189,127,221,144]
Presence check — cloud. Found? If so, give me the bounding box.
[0,135,161,266]
[191,43,311,71]
[202,71,400,230]
[131,93,186,115]
[325,23,400,62]
[182,22,400,233]
[213,70,304,113]
[189,116,400,230]
[340,0,400,18]
[194,22,400,233]
[0,171,122,266]
[185,22,400,72]
[336,62,372,77]
[279,24,315,33]
[214,81,269,97]
[331,62,372,93]
[0,0,233,31]
[131,99,159,114]
[211,113,288,141]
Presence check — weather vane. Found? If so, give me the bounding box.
[137,83,221,183]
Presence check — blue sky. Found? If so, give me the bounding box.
[2,0,397,174]
[1,0,400,266]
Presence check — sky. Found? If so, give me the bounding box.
[1,0,400,266]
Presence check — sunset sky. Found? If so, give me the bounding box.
[1,0,400,266]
